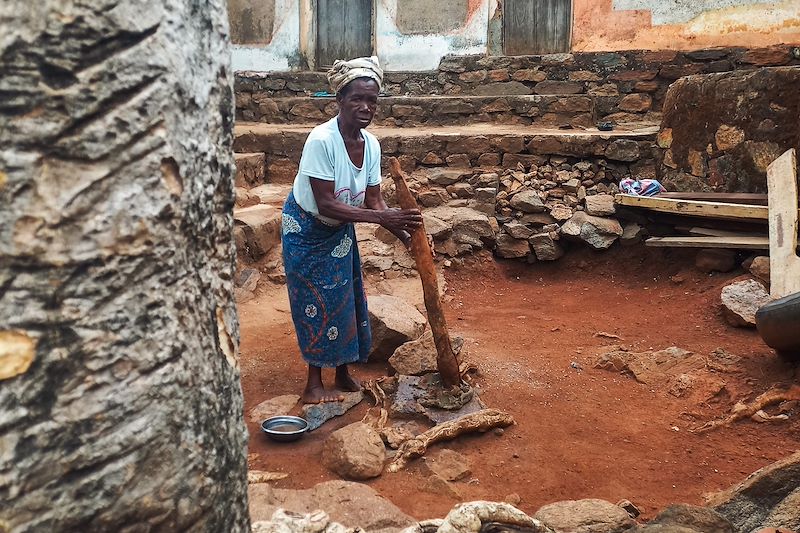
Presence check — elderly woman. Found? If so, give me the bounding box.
[281,57,423,404]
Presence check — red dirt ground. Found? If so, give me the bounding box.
[239,245,799,522]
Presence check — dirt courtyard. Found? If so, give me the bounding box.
[239,245,799,522]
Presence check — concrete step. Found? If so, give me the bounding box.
[233,122,659,183]
[236,94,656,129]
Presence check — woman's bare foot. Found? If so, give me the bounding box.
[302,385,344,404]
[335,365,362,392]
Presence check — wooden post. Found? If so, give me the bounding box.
[766,148,800,298]
[387,157,461,388]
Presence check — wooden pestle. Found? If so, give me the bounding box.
[387,157,460,388]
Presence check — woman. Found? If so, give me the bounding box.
[281,56,423,404]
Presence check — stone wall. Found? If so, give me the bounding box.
[237,94,627,129]
[235,45,800,120]
[656,66,800,192]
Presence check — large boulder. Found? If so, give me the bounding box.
[495,234,531,258]
[707,451,800,532]
[720,279,771,327]
[534,499,635,533]
[321,422,385,480]
[234,204,282,261]
[249,480,415,532]
[389,334,464,376]
[637,504,733,533]
[560,212,623,250]
[368,295,427,360]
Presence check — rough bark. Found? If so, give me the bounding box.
[0,1,249,531]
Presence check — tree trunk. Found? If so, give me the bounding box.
[0,1,249,531]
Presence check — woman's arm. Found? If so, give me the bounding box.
[310,179,422,236]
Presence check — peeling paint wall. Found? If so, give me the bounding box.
[375,0,494,71]
[230,0,303,71]
[573,0,800,51]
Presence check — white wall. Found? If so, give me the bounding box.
[231,0,301,71]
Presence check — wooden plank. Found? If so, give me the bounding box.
[767,148,800,298]
[316,0,372,69]
[646,236,770,250]
[660,192,769,205]
[504,0,571,55]
[614,194,800,222]
[676,226,765,238]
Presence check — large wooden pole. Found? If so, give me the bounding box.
[388,157,461,387]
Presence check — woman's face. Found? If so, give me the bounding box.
[337,78,379,129]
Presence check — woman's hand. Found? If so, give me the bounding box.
[377,208,423,235]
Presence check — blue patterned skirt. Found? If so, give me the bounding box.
[281,192,371,368]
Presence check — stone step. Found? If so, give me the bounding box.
[234,152,266,187]
[233,122,658,183]
[236,94,656,128]
[233,203,282,263]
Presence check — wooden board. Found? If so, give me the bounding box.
[646,236,770,250]
[503,0,571,55]
[316,0,372,70]
[615,194,800,222]
[675,226,765,238]
[766,148,800,298]
[659,192,769,205]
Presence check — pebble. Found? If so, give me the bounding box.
[493,428,505,436]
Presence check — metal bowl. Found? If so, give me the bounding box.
[261,416,309,442]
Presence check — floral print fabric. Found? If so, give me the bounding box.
[281,192,371,367]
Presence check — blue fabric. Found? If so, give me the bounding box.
[281,192,371,368]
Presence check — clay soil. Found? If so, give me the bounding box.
[239,245,799,522]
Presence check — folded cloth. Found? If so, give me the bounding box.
[619,178,666,197]
[327,56,383,94]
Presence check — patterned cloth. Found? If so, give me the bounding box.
[281,192,372,368]
[619,178,666,197]
[326,56,383,94]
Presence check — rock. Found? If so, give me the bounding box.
[529,233,564,261]
[505,493,522,506]
[496,235,531,258]
[618,93,652,112]
[620,223,646,246]
[235,186,260,208]
[423,214,452,239]
[749,256,770,285]
[425,449,471,481]
[321,422,385,480]
[249,480,415,531]
[427,168,469,186]
[510,190,546,213]
[302,392,365,431]
[534,499,635,533]
[234,204,282,260]
[505,221,534,240]
[235,152,267,187]
[234,287,255,303]
[616,500,640,519]
[708,451,800,533]
[564,178,580,193]
[388,334,464,376]
[235,267,261,292]
[534,81,583,95]
[421,474,462,499]
[584,194,615,216]
[695,249,737,273]
[368,295,427,360]
[560,212,623,250]
[250,183,293,207]
[251,509,356,533]
[605,139,640,162]
[249,395,300,424]
[638,504,733,533]
[594,346,695,385]
[549,204,573,222]
[715,125,745,151]
[720,279,771,327]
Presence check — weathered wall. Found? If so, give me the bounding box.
[656,66,800,193]
[0,0,250,530]
[231,0,303,71]
[376,0,492,70]
[573,0,800,51]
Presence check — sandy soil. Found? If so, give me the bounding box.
[239,245,799,522]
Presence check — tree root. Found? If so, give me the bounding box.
[387,409,515,472]
[693,384,800,433]
[247,471,289,484]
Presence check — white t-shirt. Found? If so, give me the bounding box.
[292,117,382,224]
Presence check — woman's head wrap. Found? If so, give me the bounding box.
[327,56,383,94]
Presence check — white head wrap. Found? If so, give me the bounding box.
[326,56,383,94]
